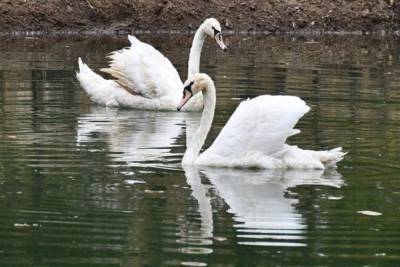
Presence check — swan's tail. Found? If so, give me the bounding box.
[76,57,120,106]
[311,147,347,168]
[76,57,104,96]
[128,35,139,45]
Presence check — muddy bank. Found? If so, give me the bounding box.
[1,0,400,34]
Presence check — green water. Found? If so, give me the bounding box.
[1,34,400,266]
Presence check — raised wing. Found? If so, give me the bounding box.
[202,95,310,159]
[101,35,182,99]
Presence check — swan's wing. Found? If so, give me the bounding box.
[101,35,182,98]
[202,95,310,158]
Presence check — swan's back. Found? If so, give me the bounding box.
[101,35,182,99]
[206,95,309,157]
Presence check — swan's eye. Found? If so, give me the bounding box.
[212,26,220,37]
[183,81,194,95]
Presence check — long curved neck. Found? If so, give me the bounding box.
[183,82,216,165]
[187,25,207,78]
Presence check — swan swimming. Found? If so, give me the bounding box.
[177,73,346,169]
[76,18,226,111]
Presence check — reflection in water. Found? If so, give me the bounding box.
[76,107,344,249]
[2,35,400,266]
[76,106,185,168]
[182,166,214,246]
[184,166,343,247]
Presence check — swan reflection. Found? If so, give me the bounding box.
[184,166,344,247]
[76,106,185,168]
[75,107,344,248]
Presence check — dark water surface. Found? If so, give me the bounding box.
[1,34,400,266]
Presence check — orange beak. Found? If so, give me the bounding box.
[177,90,193,111]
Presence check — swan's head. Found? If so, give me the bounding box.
[177,73,213,111]
[202,18,227,51]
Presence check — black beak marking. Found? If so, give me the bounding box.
[212,26,220,37]
[212,26,226,51]
[183,81,194,95]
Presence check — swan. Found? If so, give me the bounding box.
[76,18,227,111]
[177,73,346,169]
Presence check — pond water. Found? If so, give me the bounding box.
[1,34,400,266]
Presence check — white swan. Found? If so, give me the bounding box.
[76,18,226,111]
[177,73,346,169]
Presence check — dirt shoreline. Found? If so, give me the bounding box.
[1,1,400,35]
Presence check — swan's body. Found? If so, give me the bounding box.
[76,18,226,111]
[178,74,346,169]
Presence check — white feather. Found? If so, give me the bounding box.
[184,74,346,169]
[76,57,129,107]
[76,18,226,111]
[198,96,345,169]
[101,35,182,99]
[203,95,308,157]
